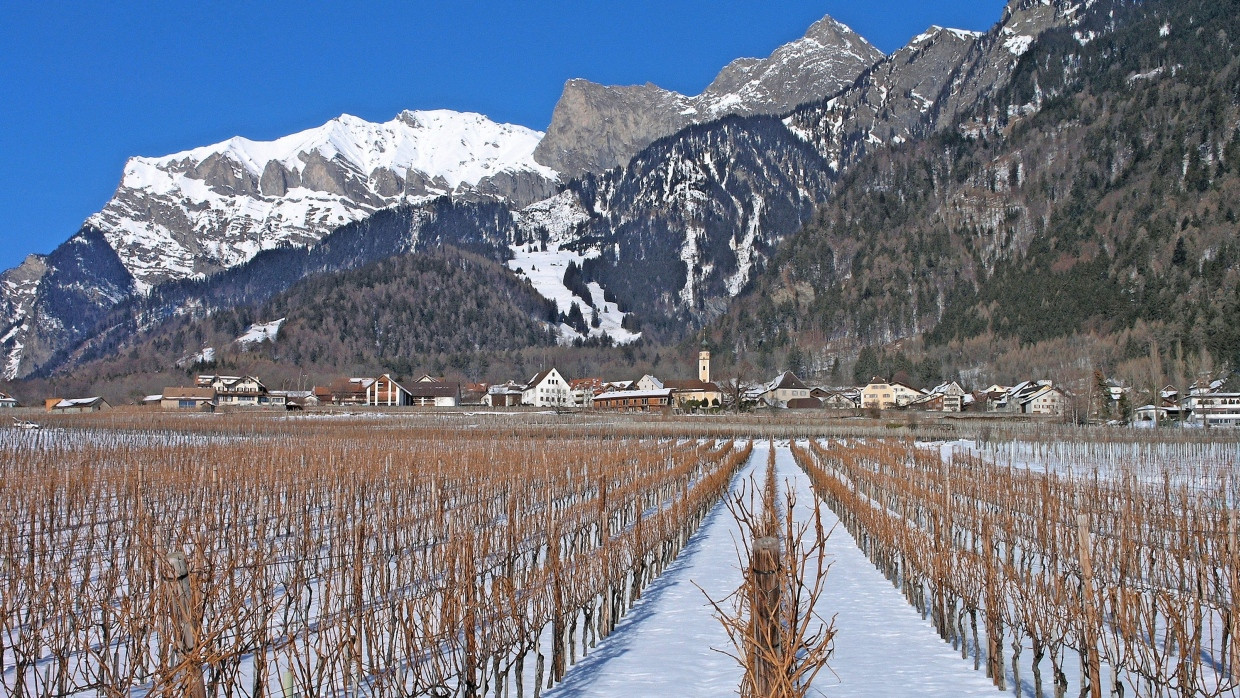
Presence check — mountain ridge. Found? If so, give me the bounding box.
[531,14,885,176]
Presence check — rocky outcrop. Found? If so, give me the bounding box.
[533,15,883,176]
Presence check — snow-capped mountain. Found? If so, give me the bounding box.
[93,109,559,292]
[0,0,1091,383]
[0,110,559,378]
[532,15,884,176]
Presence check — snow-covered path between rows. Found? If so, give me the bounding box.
[548,442,1002,697]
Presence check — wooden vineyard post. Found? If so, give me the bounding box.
[462,532,479,698]
[983,518,1004,689]
[1230,510,1239,683]
[165,551,207,698]
[751,536,782,697]
[1076,514,1101,698]
[353,523,365,696]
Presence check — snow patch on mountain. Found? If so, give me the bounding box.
[1002,30,1035,56]
[508,192,639,345]
[177,346,216,368]
[236,318,285,347]
[911,26,984,46]
[507,243,639,346]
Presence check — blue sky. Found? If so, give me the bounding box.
[0,1,1005,272]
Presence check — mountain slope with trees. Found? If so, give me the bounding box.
[33,247,558,399]
[715,0,1240,387]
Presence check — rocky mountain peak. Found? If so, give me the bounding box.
[533,13,883,177]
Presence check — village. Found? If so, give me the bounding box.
[10,344,1240,428]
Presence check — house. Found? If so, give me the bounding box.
[275,390,319,410]
[199,375,285,408]
[990,380,1038,413]
[366,374,414,406]
[1133,404,1180,425]
[0,392,18,408]
[484,383,525,407]
[927,381,967,412]
[663,379,723,410]
[161,387,216,411]
[461,383,490,406]
[593,388,675,412]
[759,371,811,408]
[861,378,925,410]
[523,368,572,408]
[813,388,859,411]
[908,393,945,411]
[634,374,665,392]
[1019,383,1068,416]
[49,397,111,413]
[1184,383,1240,427]
[321,378,372,405]
[407,380,461,407]
[571,378,605,409]
[1158,385,1180,408]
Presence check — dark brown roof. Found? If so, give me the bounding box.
[407,382,459,398]
[786,397,822,409]
[163,387,216,400]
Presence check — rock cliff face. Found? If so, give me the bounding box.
[532,15,883,177]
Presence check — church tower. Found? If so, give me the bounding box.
[698,343,711,383]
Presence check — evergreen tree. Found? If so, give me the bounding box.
[853,346,879,384]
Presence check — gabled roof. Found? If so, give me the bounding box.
[1019,385,1066,404]
[527,368,558,387]
[53,397,107,409]
[407,382,459,398]
[163,387,216,400]
[330,377,373,394]
[488,382,525,395]
[636,374,665,389]
[929,381,965,396]
[767,371,807,392]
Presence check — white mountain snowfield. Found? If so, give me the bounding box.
[509,191,641,345]
[90,110,558,292]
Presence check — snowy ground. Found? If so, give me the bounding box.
[548,442,1002,697]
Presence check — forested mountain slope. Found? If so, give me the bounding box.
[48,247,558,396]
[717,0,1240,383]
